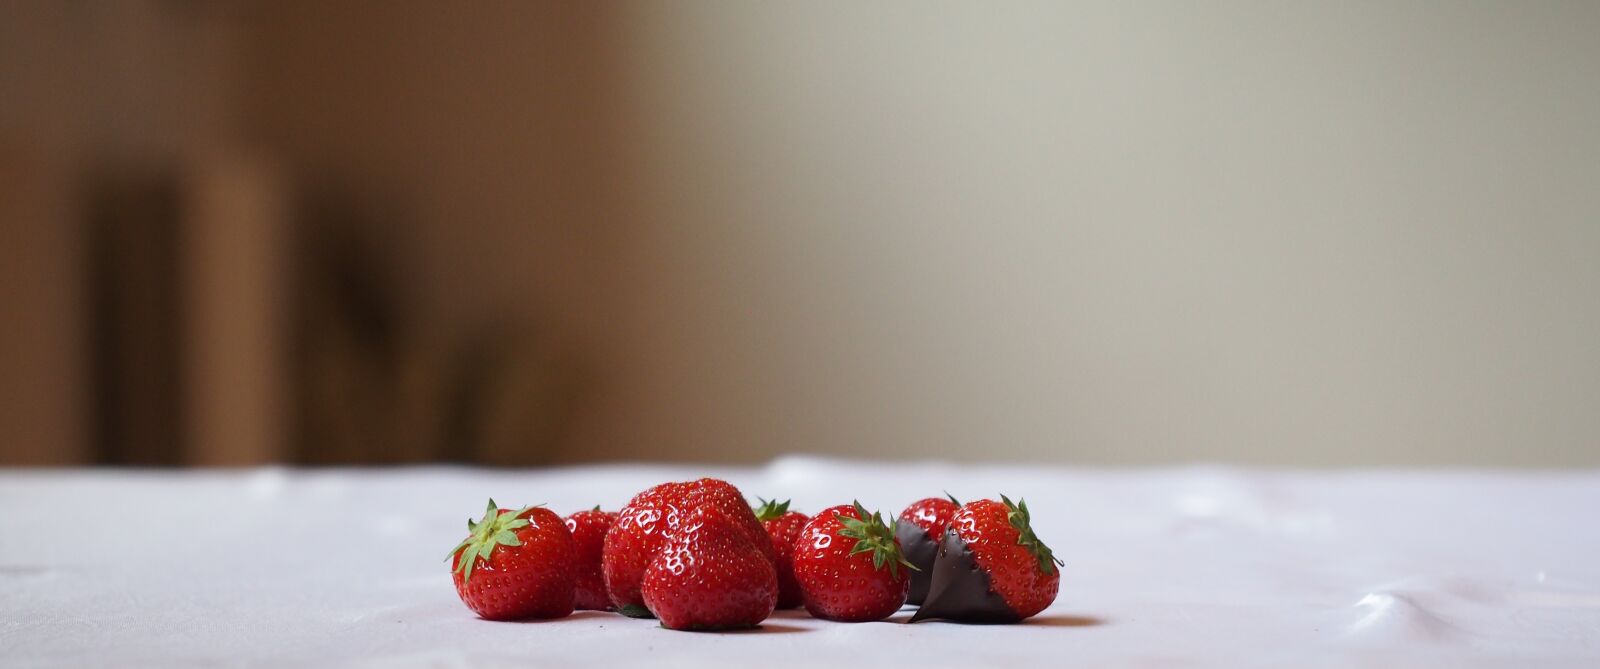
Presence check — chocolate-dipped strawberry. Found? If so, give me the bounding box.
[909,495,1062,623]
[895,494,961,605]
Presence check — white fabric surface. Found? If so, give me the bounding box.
[2,457,1597,668]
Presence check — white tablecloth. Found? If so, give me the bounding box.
[2,458,1597,668]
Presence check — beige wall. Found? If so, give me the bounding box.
[590,2,1600,465]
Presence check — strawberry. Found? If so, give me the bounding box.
[791,501,914,622]
[603,478,777,617]
[896,494,961,605]
[910,495,1062,623]
[753,497,808,609]
[447,499,577,620]
[564,506,617,611]
[641,505,778,630]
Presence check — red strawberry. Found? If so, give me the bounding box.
[792,501,914,622]
[753,497,808,609]
[896,494,961,605]
[447,499,577,620]
[564,506,617,611]
[603,478,776,616]
[910,496,1062,623]
[641,505,778,630]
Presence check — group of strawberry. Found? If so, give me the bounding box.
[447,478,1062,630]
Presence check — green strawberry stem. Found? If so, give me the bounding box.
[753,497,792,522]
[1000,494,1064,574]
[446,498,535,584]
[835,500,918,580]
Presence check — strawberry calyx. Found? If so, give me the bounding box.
[752,497,791,522]
[835,500,917,580]
[1000,494,1063,574]
[446,498,536,584]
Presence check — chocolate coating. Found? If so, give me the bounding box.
[908,530,1021,623]
[896,520,940,605]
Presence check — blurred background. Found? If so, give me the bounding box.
[2,1,1597,468]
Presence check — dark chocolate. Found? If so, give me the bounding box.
[908,530,1020,623]
[896,520,940,605]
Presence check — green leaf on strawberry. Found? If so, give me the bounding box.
[752,497,792,522]
[835,500,917,580]
[1000,494,1063,574]
[446,498,536,584]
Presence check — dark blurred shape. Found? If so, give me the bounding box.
[289,194,408,465]
[1,0,607,466]
[86,164,187,465]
